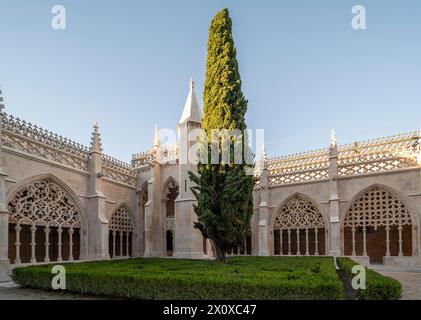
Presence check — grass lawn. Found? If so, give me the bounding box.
[13,256,344,300]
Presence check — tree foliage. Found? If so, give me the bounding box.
[189,8,254,263]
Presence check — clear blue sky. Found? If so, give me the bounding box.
[1,0,420,162]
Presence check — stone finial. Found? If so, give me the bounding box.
[256,144,268,176]
[190,77,195,89]
[260,144,268,165]
[330,129,337,148]
[0,86,5,113]
[90,121,103,153]
[153,124,160,148]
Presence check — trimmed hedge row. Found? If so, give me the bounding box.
[13,257,344,300]
[337,258,402,300]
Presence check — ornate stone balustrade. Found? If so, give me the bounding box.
[264,131,421,186]
[2,113,90,171]
[337,131,420,176]
[266,148,330,185]
[131,151,153,171]
[160,145,179,165]
[132,144,179,170]
[101,155,136,186]
[1,112,137,186]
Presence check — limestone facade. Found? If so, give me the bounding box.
[1,83,421,281]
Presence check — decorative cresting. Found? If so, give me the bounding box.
[265,131,421,186]
[337,131,420,177]
[2,112,90,171]
[273,195,326,256]
[1,112,136,186]
[102,154,137,186]
[108,205,134,258]
[343,186,413,261]
[131,145,179,172]
[8,178,81,264]
[267,148,330,185]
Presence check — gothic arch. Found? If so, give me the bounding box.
[7,174,86,264]
[162,176,179,219]
[108,203,134,258]
[161,176,178,256]
[110,202,137,227]
[271,193,329,231]
[7,174,87,227]
[271,193,328,256]
[161,176,179,198]
[340,184,419,262]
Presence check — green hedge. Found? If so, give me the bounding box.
[12,257,344,300]
[337,258,401,300]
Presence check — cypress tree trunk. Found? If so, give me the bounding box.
[189,8,254,263]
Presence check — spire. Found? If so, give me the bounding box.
[330,129,337,148]
[261,144,268,162]
[0,86,4,113]
[179,78,202,124]
[261,144,268,171]
[153,124,160,148]
[90,122,103,153]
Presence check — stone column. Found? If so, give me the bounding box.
[258,158,270,256]
[143,161,163,257]
[328,132,340,257]
[57,227,63,262]
[0,95,10,282]
[87,123,109,260]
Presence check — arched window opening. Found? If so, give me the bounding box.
[343,187,413,263]
[165,181,179,218]
[8,178,81,264]
[166,230,174,256]
[273,195,326,256]
[109,205,134,259]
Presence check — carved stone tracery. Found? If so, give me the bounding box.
[344,187,412,230]
[8,178,81,228]
[274,195,325,230]
[109,205,134,233]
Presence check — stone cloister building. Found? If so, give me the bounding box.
[1,81,421,281]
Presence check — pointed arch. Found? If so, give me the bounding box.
[161,176,179,256]
[108,203,134,258]
[162,176,179,220]
[7,174,85,264]
[271,193,327,256]
[109,202,134,232]
[341,184,418,262]
[161,176,179,198]
[271,193,329,231]
[7,173,86,227]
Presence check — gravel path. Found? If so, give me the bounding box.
[0,282,105,300]
[376,270,421,300]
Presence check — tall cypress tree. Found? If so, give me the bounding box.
[189,8,254,263]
